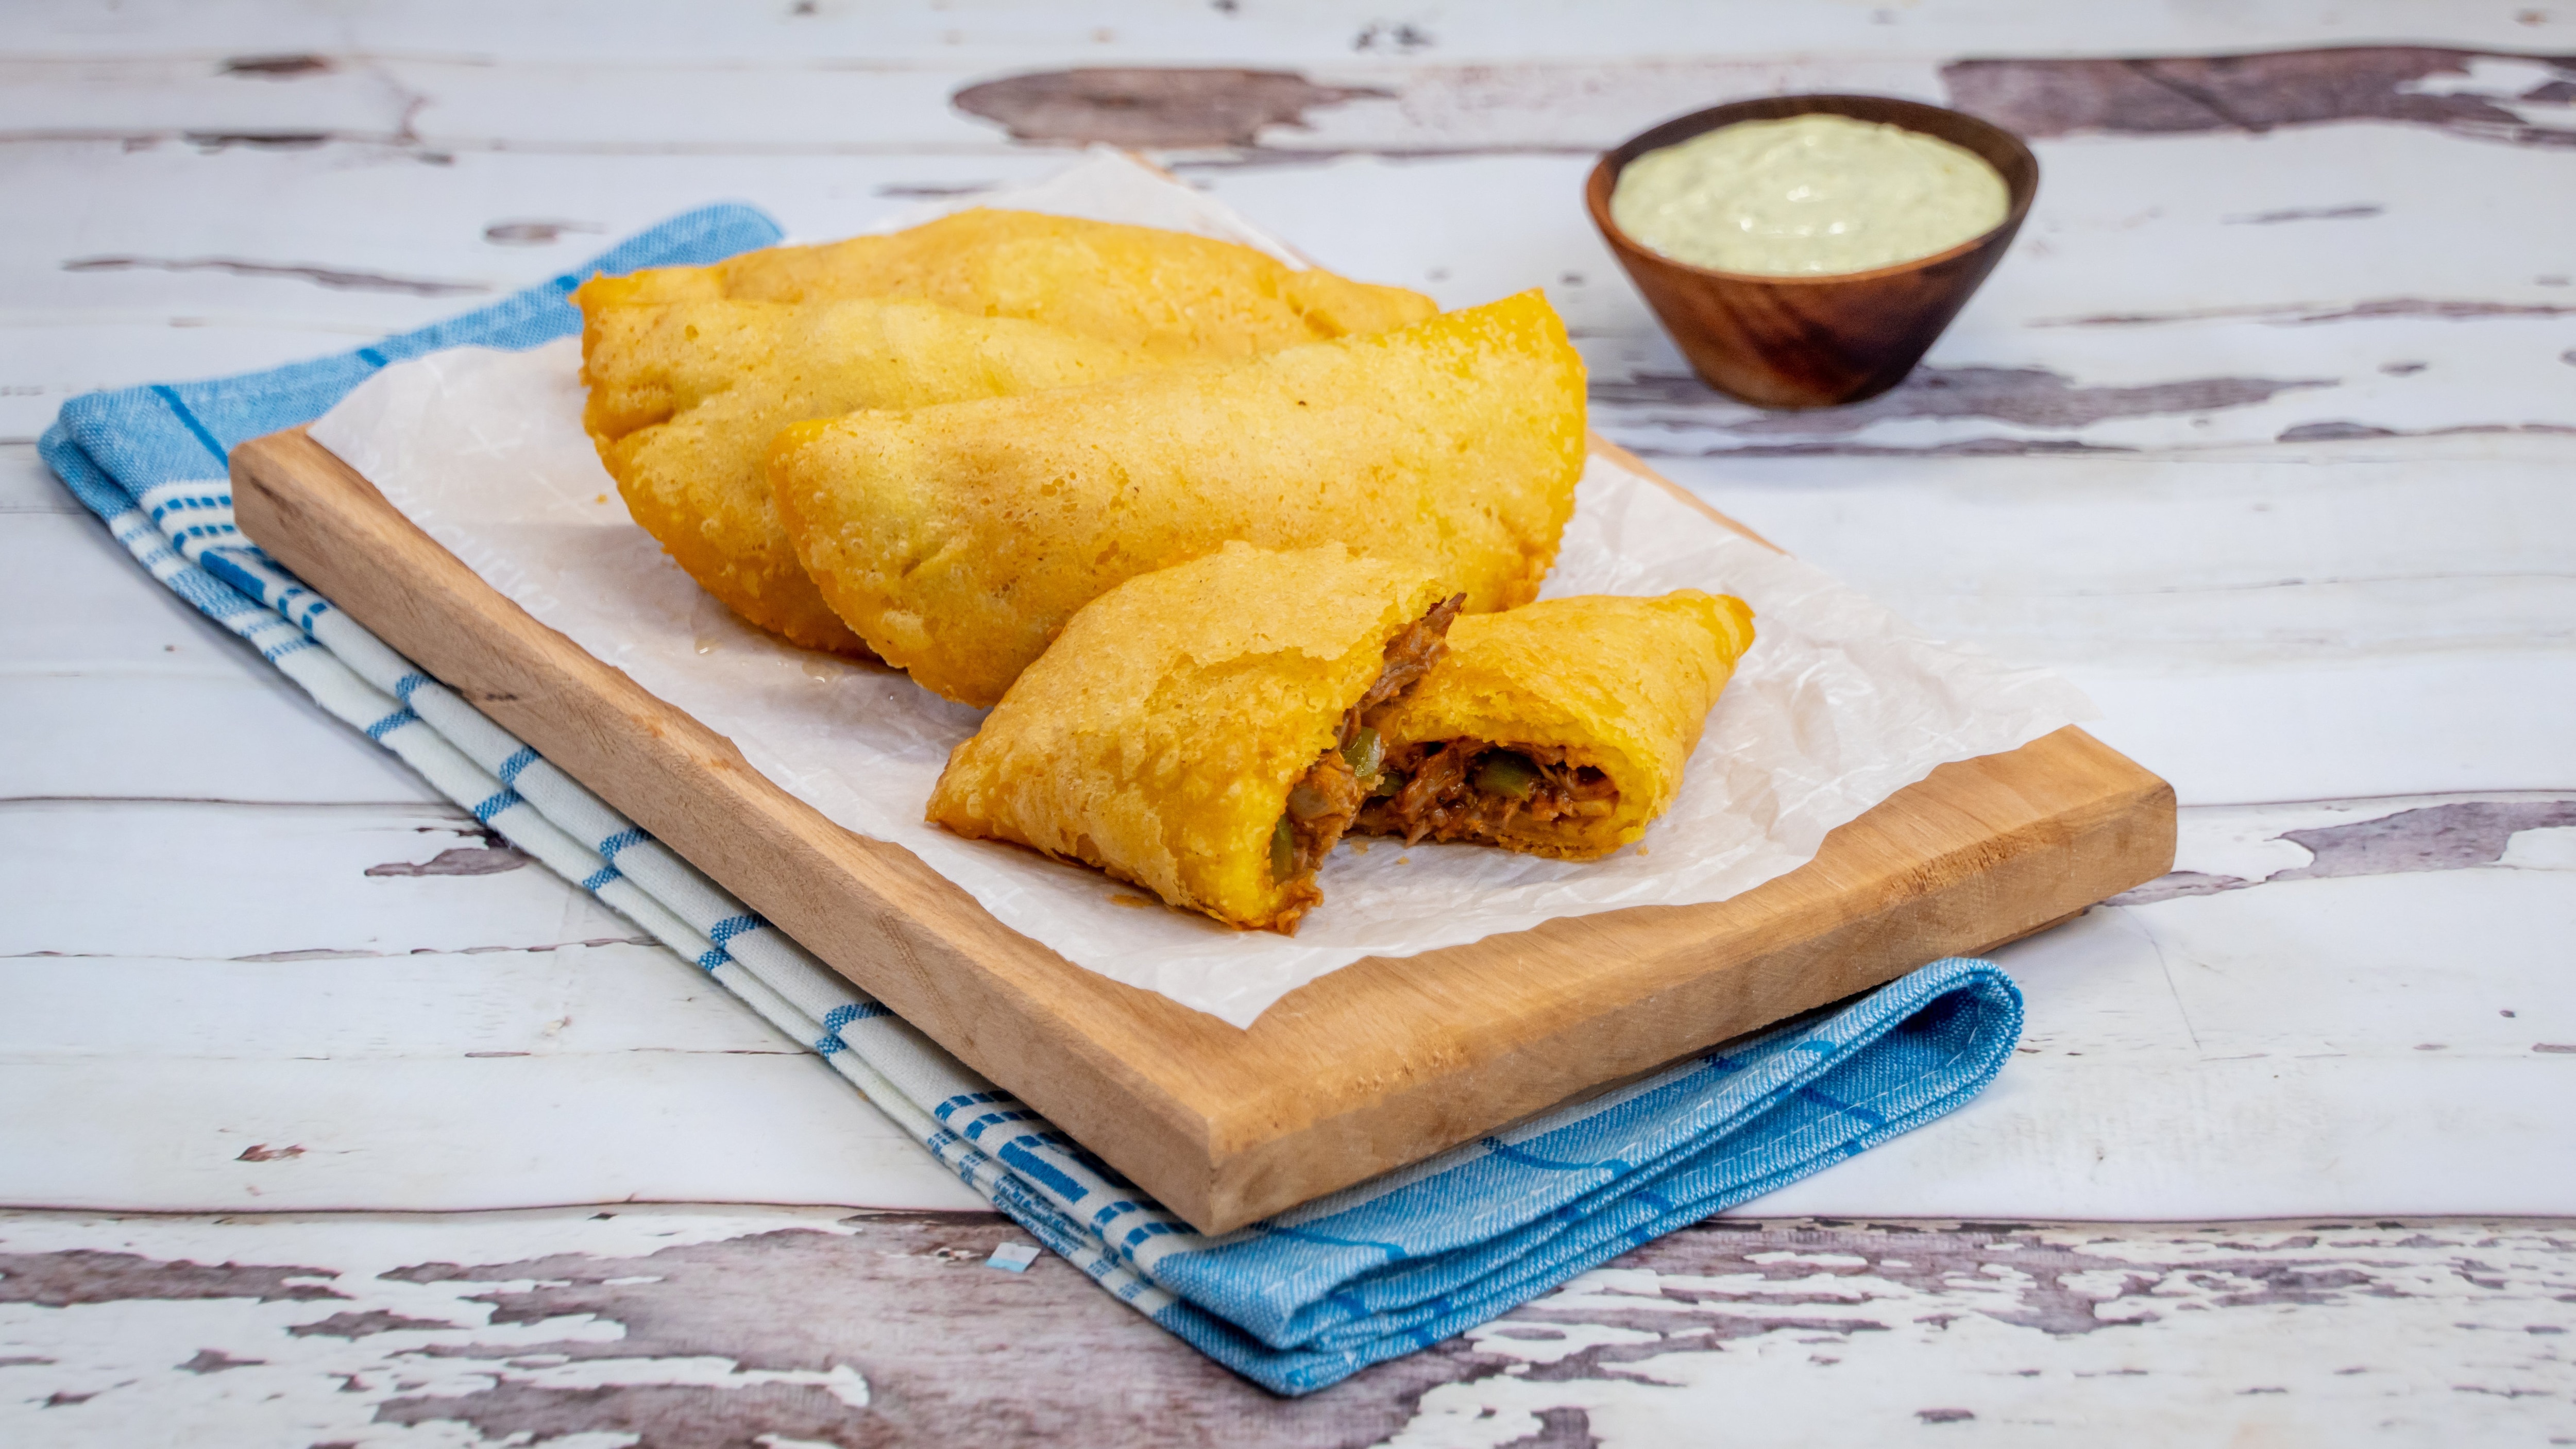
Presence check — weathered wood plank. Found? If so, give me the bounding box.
[0,512,445,804]
[0,3,2547,68]
[1651,445,2576,804]
[0,798,635,958]
[2,674,447,805]
[0,1052,984,1215]
[0,944,795,1060]
[0,802,985,1212]
[10,785,2561,963]
[8,124,2573,452]
[0,445,80,514]
[1771,865,2576,1220]
[9,107,2566,315]
[1,790,2564,1219]
[2066,651,2576,807]
[2154,791,2576,897]
[19,436,2576,809]
[2,510,368,707]
[1677,445,2576,670]
[8,42,2572,165]
[2,1206,2569,1445]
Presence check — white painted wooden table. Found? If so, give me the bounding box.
[5,3,2573,1442]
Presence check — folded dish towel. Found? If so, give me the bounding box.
[42,204,2025,1396]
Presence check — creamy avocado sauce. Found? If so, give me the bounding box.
[1610,112,2009,277]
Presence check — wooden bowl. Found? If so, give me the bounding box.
[1586,94,2039,410]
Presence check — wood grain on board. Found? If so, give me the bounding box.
[231,423,2174,1235]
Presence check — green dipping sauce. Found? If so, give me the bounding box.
[1610,112,2009,277]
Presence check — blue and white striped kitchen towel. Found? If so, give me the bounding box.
[42,203,2025,1396]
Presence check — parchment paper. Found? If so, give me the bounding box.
[307,157,2096,1028]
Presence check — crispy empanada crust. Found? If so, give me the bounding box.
[1360,591,1756,859]
[770,291,1586,706]
[574,208,1436,360]
[577,298,1164,655]
[927,542,1450,933]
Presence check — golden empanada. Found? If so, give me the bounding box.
[577,298,1163,654]
[574,208,1436,360]
[1355,591,1756,860]
[927,543,1456,934]
[770,290,1586,706]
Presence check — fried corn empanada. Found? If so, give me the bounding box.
[1354,591,1756,860]
[574,208,1436,360]
[578,298,1165,654]
[927,543,1457,934]
[770,290,1586,707]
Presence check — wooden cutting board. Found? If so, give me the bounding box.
[233,425,2174,1235]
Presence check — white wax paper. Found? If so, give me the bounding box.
[306,158,2096,1028]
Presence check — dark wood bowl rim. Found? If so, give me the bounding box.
[1587,93,2040,287]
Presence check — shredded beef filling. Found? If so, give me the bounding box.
[1268,594,1466,917]
[1357,739,1619,847]
[1280,746,1364,882]
[1346,593,1462,729]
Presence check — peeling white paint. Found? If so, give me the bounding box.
[6,1210,2568,1446]
[2499,827,2576,872]
[1388,1223,2576,1447]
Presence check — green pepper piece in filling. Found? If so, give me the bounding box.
[1271,813,1296,883]
[1341,726,1384,780]
[1474,750,1542,801]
